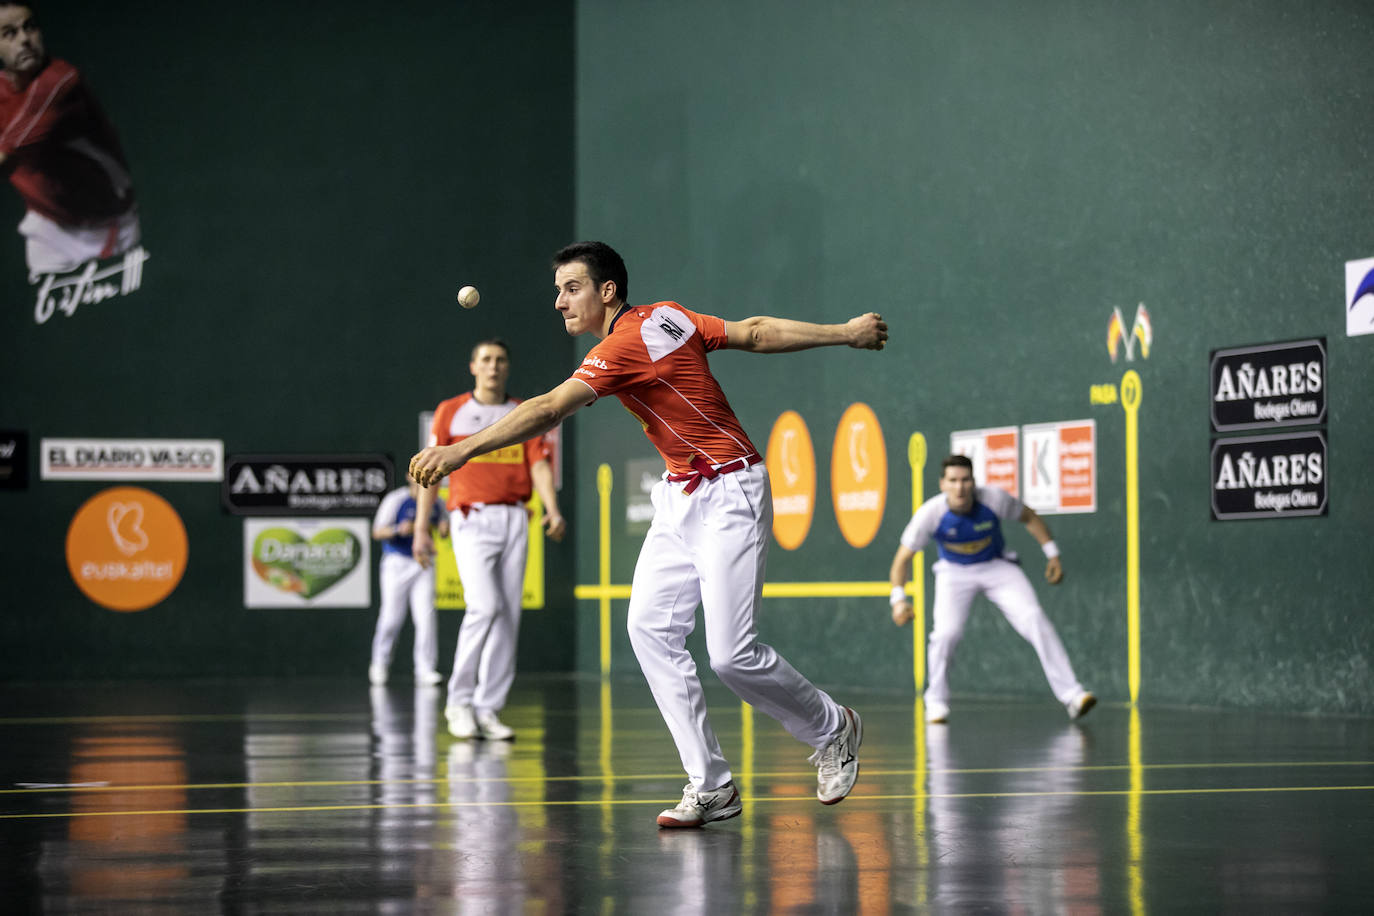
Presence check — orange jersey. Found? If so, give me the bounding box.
[569,302,758,474]
[428,392,551,510]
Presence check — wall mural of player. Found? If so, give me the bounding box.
[0,1,148,324]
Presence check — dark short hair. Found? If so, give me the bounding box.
[941,454,974,474]
[553,241,628,304]
[470,337,510,361]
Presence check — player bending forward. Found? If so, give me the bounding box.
[412,241,887,828]
[888,454,1096,724]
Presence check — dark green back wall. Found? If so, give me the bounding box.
[1,2,578,678]
[571,0,1374,714]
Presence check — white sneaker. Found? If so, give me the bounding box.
[367,664,387,686]
[656,781,742,828]
[925,700,950,724]
[415,668,443,686]
[446,704,478,739]
[809,706,862,805]
[1067,691,1097,720]
[476,709,515,741]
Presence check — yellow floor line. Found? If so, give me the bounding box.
[4,784,1372,820]
[4,760,1370,795]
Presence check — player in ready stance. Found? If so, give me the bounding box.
[411,241,887,827]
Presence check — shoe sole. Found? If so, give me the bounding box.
[657,789,742,828]
[1071,694,1098,720]
[818,707,862,806]
[656,806,742,829]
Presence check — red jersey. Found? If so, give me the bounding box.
[0,58,136,226]
[428,392,551,511]
[570,302,758,474]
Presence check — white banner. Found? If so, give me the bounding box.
[1021,420,1097,514]
[42,438,224,481]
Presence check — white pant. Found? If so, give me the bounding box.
[627,463,843,792]
[370,551,438,673]
[447,503,527,713]
[925,557,1084,708]
[19,208,141,277]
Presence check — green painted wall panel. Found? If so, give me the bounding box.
[0,1,578,679]
[572,0,1374,714]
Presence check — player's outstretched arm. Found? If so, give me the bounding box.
[724,312,887,353]
[410,379,594,488]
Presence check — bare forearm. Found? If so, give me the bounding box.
[733,317,851,352]
[530,460,560,517]
[1023,512,1054,546]
[728,311,887,353]
[889,546,916,588]
[459,396,566,463]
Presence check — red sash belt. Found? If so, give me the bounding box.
[666,453,762,495]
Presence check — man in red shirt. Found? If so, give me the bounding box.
[0,3,140,277]
[414,339,566,742]
[411,242,888,828]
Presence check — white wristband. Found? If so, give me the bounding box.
[1042,540,1060,559]
[890,586,907,605]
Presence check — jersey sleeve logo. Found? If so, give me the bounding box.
[641,306,697,362]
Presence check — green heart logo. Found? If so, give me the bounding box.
[251,527,361,598]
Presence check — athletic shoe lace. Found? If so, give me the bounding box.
[676,785,703,812]
[808,734,844,779]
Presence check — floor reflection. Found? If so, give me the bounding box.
[2,679,1373,912]
[445,739,521,912]
[923,719,1103,913]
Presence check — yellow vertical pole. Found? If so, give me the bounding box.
[1128,705,1146,915]
[1121,372,1142,704]
[597,463,613,677]
[908,433,928,693]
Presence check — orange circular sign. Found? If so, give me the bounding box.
[830,402,887,548]
[765,410,816,550]
[65,486,188,612]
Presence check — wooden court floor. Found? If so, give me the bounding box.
[1,673,1371,913]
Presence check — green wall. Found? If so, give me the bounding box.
[4,1,1372,716]
[0,2,578,678]
[571,0,1374,714]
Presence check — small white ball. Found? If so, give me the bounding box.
[457,285,481,309]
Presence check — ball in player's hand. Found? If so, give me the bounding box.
[457,285,481,309]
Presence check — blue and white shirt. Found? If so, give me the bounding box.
[899,486,1023,566]
[372,486,448,558]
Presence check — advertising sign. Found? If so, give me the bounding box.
[0,430,27,489]
[625,457,665,537]
[1347,256,1374,337]
[1021,420,1096,514]
[65,486,188,611]
[950,426,1019,497]
[831,403,887,548]
[1210,339,1326,432]
[42,438,224,482]
[766,410,817,550]
[223,455,393,515]
[1211,431,1327,520]
[243,517,371,607]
